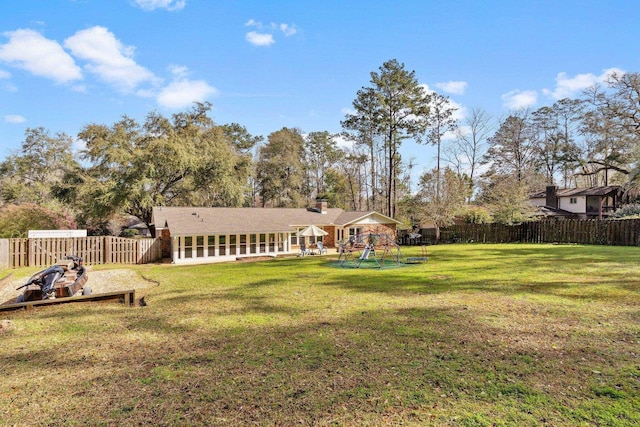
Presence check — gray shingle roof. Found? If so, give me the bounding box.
[151,207,400,236]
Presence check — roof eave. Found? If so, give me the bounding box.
[338,211,402,226]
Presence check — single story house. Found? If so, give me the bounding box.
[151,199,402,264]
[529,185,623,219]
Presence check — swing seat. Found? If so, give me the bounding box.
[406,246,428,264]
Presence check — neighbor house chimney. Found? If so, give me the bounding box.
[316,198,328,214]
[546,185,558,209]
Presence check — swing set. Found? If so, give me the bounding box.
[338,232,404,268]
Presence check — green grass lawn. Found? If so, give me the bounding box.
[1,243,639,426]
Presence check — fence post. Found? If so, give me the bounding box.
[0,239,8,270]
[104,236,111,264]
[28,238,35,267]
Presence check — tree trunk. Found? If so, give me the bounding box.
[370,136,376,211]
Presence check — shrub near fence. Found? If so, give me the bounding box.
[437,218,640,246]
[1,236,162,268]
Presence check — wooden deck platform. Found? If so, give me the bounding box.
[0,289,136,312]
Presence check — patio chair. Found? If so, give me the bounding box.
[317,241,327,255]
[299,242,309,256]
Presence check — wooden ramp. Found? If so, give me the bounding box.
[0,289,136,313]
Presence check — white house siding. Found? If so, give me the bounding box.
[359,213,393,224]
[171,232,291,264]
[559,196,586,214]
[344,214,398,242]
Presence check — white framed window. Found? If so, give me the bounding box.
[196,236,204,257]
[569,197,577,204]
[184,236,193,258]
[250,234,257,254]
[229,235,237,255]
[219,235,226,255]
[239,234,247,255]
[278,233,285,252]
[268,233,275,252]
[207,236,215,256]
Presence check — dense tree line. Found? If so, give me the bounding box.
[1,62,640,237]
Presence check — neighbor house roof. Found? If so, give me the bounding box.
[151,206,401,236]
[530,186,621,199]
[534,206,579,218]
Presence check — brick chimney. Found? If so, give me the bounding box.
[546,185,558,209]
[316,198,328,214]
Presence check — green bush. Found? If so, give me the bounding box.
[119,228,140,238]
[0,203,77,238]
[611,203,640,218]
[460,205,492,224]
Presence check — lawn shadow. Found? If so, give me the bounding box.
[150,277,307,320]
[4,296,638,426]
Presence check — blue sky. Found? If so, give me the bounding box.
[1,0,639,178]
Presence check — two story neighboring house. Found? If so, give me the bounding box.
[529,185,623,219]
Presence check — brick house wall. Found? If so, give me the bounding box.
[323,226,336,248]
[360,223,397,240]
[160,228,171,258]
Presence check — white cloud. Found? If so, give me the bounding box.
[332,134,355,150]
[157,78,218,109]
[135,88,156,98]
[244,19,298,46]
[2,82,17,92]
[245,19,260,28]
[133,0,186,11]
[542,67,625,99]
[4,114,26,124]
[64,26,157,92]
[246,31,275,47]
[71,84,87,93]
[168,64,189,79]
[436,97,466,141]
[0,68,16,91]
[601,67,625,81]
[501,89,537,109]
[280,23,297,37]
[419,83,466,121]
[0,29,82,84]
[419,83,433,94]
[435,80,467,95]
[446,99,466,122]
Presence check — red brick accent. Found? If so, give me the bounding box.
[160,228,171,258]
[323,225,336,248]
[360,224,397,241]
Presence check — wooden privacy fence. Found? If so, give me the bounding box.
[435,218,640,246]
[1,236,162,268]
